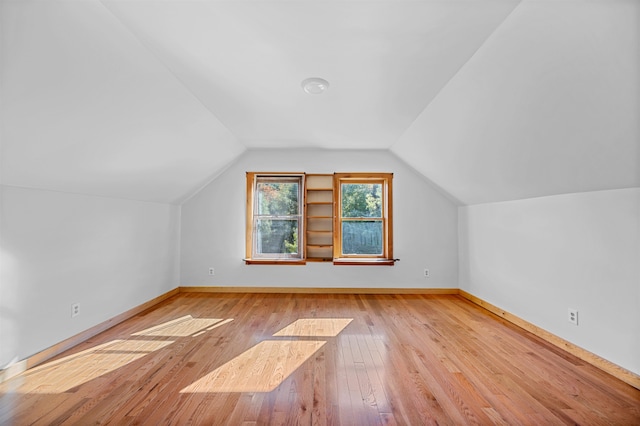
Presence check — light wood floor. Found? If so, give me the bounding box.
[1,293,639,425]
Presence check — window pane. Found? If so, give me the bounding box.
[341,183,382,218]
[256,219,299,255]
[256,181,299,216]
[342,221,383,255]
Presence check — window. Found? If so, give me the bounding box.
[246,172,393,265]
[333,173,393,265]
[245,173,305,264]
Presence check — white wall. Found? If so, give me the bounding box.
[459,188,640,375]
[181,149,458,289]
[0,186,181,368]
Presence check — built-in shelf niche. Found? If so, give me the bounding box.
[305,174,334,261]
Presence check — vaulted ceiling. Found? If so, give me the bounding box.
[1,0,638,205]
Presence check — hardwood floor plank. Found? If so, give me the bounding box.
[1,293,639,425]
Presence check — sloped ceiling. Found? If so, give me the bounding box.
[1,0,245,204]
[392,0,640,204]
[1,0,638,205]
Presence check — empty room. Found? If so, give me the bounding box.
[0,0,639,424]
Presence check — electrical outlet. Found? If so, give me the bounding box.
[424,268,430,278]
[71,303,80,318]
[209,267,215,276]
[568,308,578,325]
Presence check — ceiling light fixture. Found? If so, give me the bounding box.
[301,77,329,95]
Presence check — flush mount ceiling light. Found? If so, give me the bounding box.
[301,77,329,95]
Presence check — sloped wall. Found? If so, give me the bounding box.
[0,186,180,369]
[180,149,458,289]
[459,188,640,375]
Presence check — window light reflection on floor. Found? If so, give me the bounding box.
[272,318,352,337]
[14,315,233,394]
[132,315,231,337]
[16,339,175,393]
[182,340,326,393]
[181,317,353,393]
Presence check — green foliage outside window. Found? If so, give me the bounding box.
[255,181,300,255]
[341,183,382,218]
[341,183,383,255]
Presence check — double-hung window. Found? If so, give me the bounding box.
[246,173,304,264]
[333,173,393,265]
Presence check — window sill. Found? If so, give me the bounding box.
[244,259,307,265]
[333,258,396,266]
[243,258,396,266]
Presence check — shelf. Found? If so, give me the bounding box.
[305,174,334,261]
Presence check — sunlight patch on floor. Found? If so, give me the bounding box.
[181,317,352,393]
[132,315,229,337]
[6,316,234,394]
[17,339,174,393]
[273,318,353,337]
[181,340,326,393]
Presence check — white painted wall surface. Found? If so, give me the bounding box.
[459,188,640,375]
[0,186,181,368]
[181,149,458,289]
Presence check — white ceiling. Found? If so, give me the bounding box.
[1,0,638,205]
[391,0,640,204]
